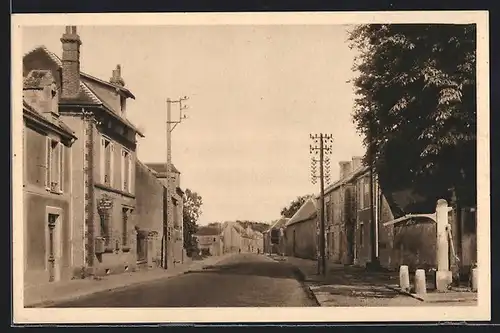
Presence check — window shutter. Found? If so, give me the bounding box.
[45,138,51,187]
[121,150,125,191]
[100,137,105,183]
[110,143,115,186]
[128,153,132,193]
[59,145,64,192]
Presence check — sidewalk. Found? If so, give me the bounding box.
[283,256,477,307]
[24,253,236,308]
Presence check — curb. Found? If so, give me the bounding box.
[385,284,425,301]
[26,255,233,308]
[285,260,321,307]
[384,285,477,303]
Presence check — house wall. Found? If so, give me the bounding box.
[23,123,74,284]
[284,219,317,260]
[93,186,137,275]
[222,225,242,253]
[135,161,163,267]
[59,115,85,273]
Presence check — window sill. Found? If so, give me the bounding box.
[45,188,63,195]
[95,182,135,198]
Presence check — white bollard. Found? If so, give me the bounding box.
[471,267,478,292]
[399,265,410,291]
[414,269,427,295]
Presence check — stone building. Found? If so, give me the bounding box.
[23,70,77,285]
[134,161,164,268]
[265,218,289,256]
[220,222,243,253]
[194,225,223,256]
[145,163,185,267]
[23,26,144,278]
[283,199,318,260]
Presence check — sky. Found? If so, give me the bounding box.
[22,25,365,225]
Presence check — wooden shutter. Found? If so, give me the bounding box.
[59,144,64,192]
[45,138,51,187]
[110,143,115,187]
[100,137,105,183]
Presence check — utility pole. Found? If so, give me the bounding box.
[164,96,189,269]
[310,133,333,276]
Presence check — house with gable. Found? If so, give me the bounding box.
[145,162,185,267]
[23,69,78,285]
[265,217,289,256]
[283,199,318,260]
[23,26,144,278]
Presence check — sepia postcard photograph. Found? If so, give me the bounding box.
[11,11,490,324]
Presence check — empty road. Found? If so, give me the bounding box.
[50,254,318,307]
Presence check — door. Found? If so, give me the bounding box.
[47,213,62,282]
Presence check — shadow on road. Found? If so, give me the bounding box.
[185,260,303,281]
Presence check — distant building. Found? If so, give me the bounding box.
[134,161,164,268]
[146,163,185,267]
[194,225,223,256]
[264,218,289,255]
[284,199,318,260]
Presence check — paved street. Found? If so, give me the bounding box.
[48,254,318,307]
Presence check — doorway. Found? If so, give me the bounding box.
[47,212,62,282]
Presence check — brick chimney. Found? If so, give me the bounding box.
[110,64,125,87]
[339,161,353,180]
[352,156,363,170]
[60,26,82,100]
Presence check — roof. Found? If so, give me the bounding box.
[195,226,221,236]
[320,164,370,198]
[23,100,77,140]
[267,217,289,231]
[145,163,181,175]
[26,45,135,99]
[23,46,144,138]
[286,198,319,227]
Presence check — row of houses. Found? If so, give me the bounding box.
[265,156,478,278]
[194,222,264,256]
[22,26,185,286]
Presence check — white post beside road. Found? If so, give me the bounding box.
[435,199,452,291]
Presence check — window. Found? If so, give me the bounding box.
[99,211,111,246]
[358,178,364,209]
[122,208,129,246]
[45,138,63,193]
[359,223,364,247]
[100,136,114,186]
[363,176,371,209]
[121,149,132,192]
[325,201,331,225]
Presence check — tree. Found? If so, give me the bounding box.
[281,194,314,218]
[183,188,203,256]
[348,24,476,210]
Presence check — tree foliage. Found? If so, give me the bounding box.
[281,194,314,218]
[183,188,203,256]
[348,24,476,209]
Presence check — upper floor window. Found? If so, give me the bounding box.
[358,178,364,209]
[121,149,132,192]
[45,138,63,193]
[100,136,114,186]
[363,176,371,208]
